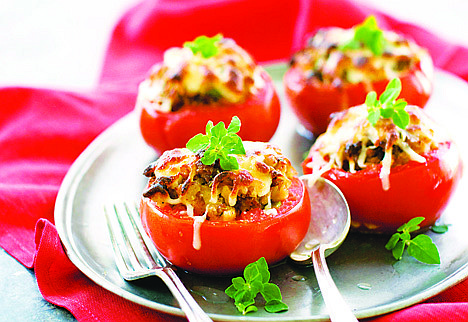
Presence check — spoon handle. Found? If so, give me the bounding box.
[312,247,359,322]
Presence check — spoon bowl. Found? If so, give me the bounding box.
[291,176,350,264]
[290,175,358,322]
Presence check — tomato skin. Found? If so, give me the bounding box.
[138,70,281,155]
[303,142,463,233]
[284,60,433,136]
[140,177,311,275]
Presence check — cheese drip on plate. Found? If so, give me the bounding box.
[305,104,445,190]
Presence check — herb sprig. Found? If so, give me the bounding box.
[365,78,410,129]
[184,34,223,58]
[340,15,387,56]
[186,116,245,171]
[385,217,441,264]
[431,223,450,234]
[225,257,288,315]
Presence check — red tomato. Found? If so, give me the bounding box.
[284,59,433,136]
[138,70,281,155]
[140,177,311,275]
[303,142,463,234]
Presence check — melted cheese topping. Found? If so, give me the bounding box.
[137,38,267,112]
[305,104,446,190]
[143,141,297,221]
[290,27,433,89]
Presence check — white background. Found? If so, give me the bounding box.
[1,0,467,91]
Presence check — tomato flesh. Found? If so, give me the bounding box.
[138,71,281,155]
[140,177,311,275]
[303,142,463,233]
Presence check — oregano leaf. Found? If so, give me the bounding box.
[393,109,410,130]
[186,116,246,170]
[265,300,289,313]
[407,235,440,264]
[184,34,223,58]
[431,224,450,234]
[367,108,381,126]
[225,257,288,315]
[386,217,441,264]
[365,78,410,130]
[392,240,405,260]
[385,233,400,250]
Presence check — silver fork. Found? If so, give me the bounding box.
[104,203,213,322]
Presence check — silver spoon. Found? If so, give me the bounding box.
[290,176,358,322]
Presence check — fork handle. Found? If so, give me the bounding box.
[160,267,213,322]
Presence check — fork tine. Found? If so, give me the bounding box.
[104,204,138,275]
[125,202,166,267]
[113,203,148,272]
[105,203,214,321]
[122,202,158,269]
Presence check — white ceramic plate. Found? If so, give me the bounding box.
[55,64,468,321]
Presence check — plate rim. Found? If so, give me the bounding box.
[54,66,468,321]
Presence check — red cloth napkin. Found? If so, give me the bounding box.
[1,0,468,321]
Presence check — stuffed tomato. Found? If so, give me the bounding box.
[140,139,311,275]
[284,16,433,136]
[302,82,462,233]
[136,34,280,154]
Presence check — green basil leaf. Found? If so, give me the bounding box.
[431,224,450,234]
[233,289,247,303]
[227,116,241,133]
[186,116,246,170]
[225,284,239,298]
[265,299,289,313]
[226,256,287,314]
[400,231,411,242]
[250,280,264,295]
[205,120,214,135]
[365,91,377,108]
[367,108,381,125]
[407,235,440,264]
[227,134,246,155]
[243,304,258,314]
[219,154,239,171]
[183,34,222,58]
[244,263,260,283]
[353,16,387,56]
[398,216,424,232]
[371,34,385,56]
[379,78,401,105]
[211,121,227,138]
[186,133,210,152]
[392,109,410,130]
[393,99,408,110]
[219,135,235,149]
[385,233,401,250]
[235,297,256,314]
[231,276,245,290]
[380,107,394,119]
[261,283,282,303]
[362,15,378,29]
[201,148,217,165]
[405,217,425,230]
[392,240,405,260]
[255,257,270,284]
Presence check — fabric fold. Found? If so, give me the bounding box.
[34,219,185,322]
[0,87,135,266]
